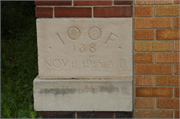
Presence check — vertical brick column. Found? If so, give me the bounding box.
[35,0,133,118]
[134,0,179,118]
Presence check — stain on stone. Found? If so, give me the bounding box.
[39,87,76,96]
[39,84,119,96]
[99,84,119,93]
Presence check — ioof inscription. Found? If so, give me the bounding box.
[37,18,132,78]
[89,26,101,40]
[68,26,80,40]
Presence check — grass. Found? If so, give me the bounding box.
[1,4,41,117]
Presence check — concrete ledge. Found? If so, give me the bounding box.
[34,76,132,111]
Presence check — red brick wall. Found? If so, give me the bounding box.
[134,0,179,118]
[35,0,179,118]
[35,0,132,18]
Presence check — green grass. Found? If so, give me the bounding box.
[1,16,41,118]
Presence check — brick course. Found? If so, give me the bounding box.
[135,41,172,52]
[74,0,112,6]
[136,76,154,86]
[174,88,179,97]
[174,64,180,75]
[94,6,132,17]
[175,0,180,4]
[156,53,180,63]
[136,64,172,74]
[155,5,179,16]
[175,111,179,118]
[157,99,179,109]
[135,53,154,63]
[114,0,132,5]
[35,1,72,5]
[136,87,172,97]
[77,112,114,118]
[135,98,154,108]
[135,18,172,29]
[156,29,180,40]
[55,7,92,17]
[135,6,153,17]
[39,111,75,118]
[174,41,180,51]
[35,7,53,18]
[155,76,179,86]
[135,30,154,40]
[135,0,173,5]
[174,17,180,28]
[135,110,173,118]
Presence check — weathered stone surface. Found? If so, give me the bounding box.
[34,76,133,111]
[36,18,132,78]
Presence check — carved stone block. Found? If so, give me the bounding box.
[36,18,132,78]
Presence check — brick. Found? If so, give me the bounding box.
[77,112,113,118]
[135,30,154,40]
[135,6,153,17]
[135,18,172,29]
[174,41,180,51]
[115,112,133,118]
[136,76,154,86]
[135,0,173,5]
[135,41,172,52]
[35,7,53,18]
[156,53,180,63]
[136,87,172,97]
[135,53,154,63]
[155,5,179,16]
[35,1,71,5]
[39,111,75,118]
[174,88,179,97]
[174,17,180,28]
[135,98,154,108]
[174,64,180,74]
[74,0,112,6]
[157,99,179,109]
[175,0,180,4]
[114,0,132,5]
[155,76,179,86]
[156,29,179,40]
[136,110,173,118]
[94,6,132,17]
[55,7,91,17]
[175,111,179,118]
[136,64,172,74]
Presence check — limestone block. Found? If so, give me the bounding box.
[36,18,132,78]
[34,76,133,111]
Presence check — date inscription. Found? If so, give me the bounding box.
[39,58,126,70]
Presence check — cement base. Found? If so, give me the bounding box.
[33,76,133,111]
